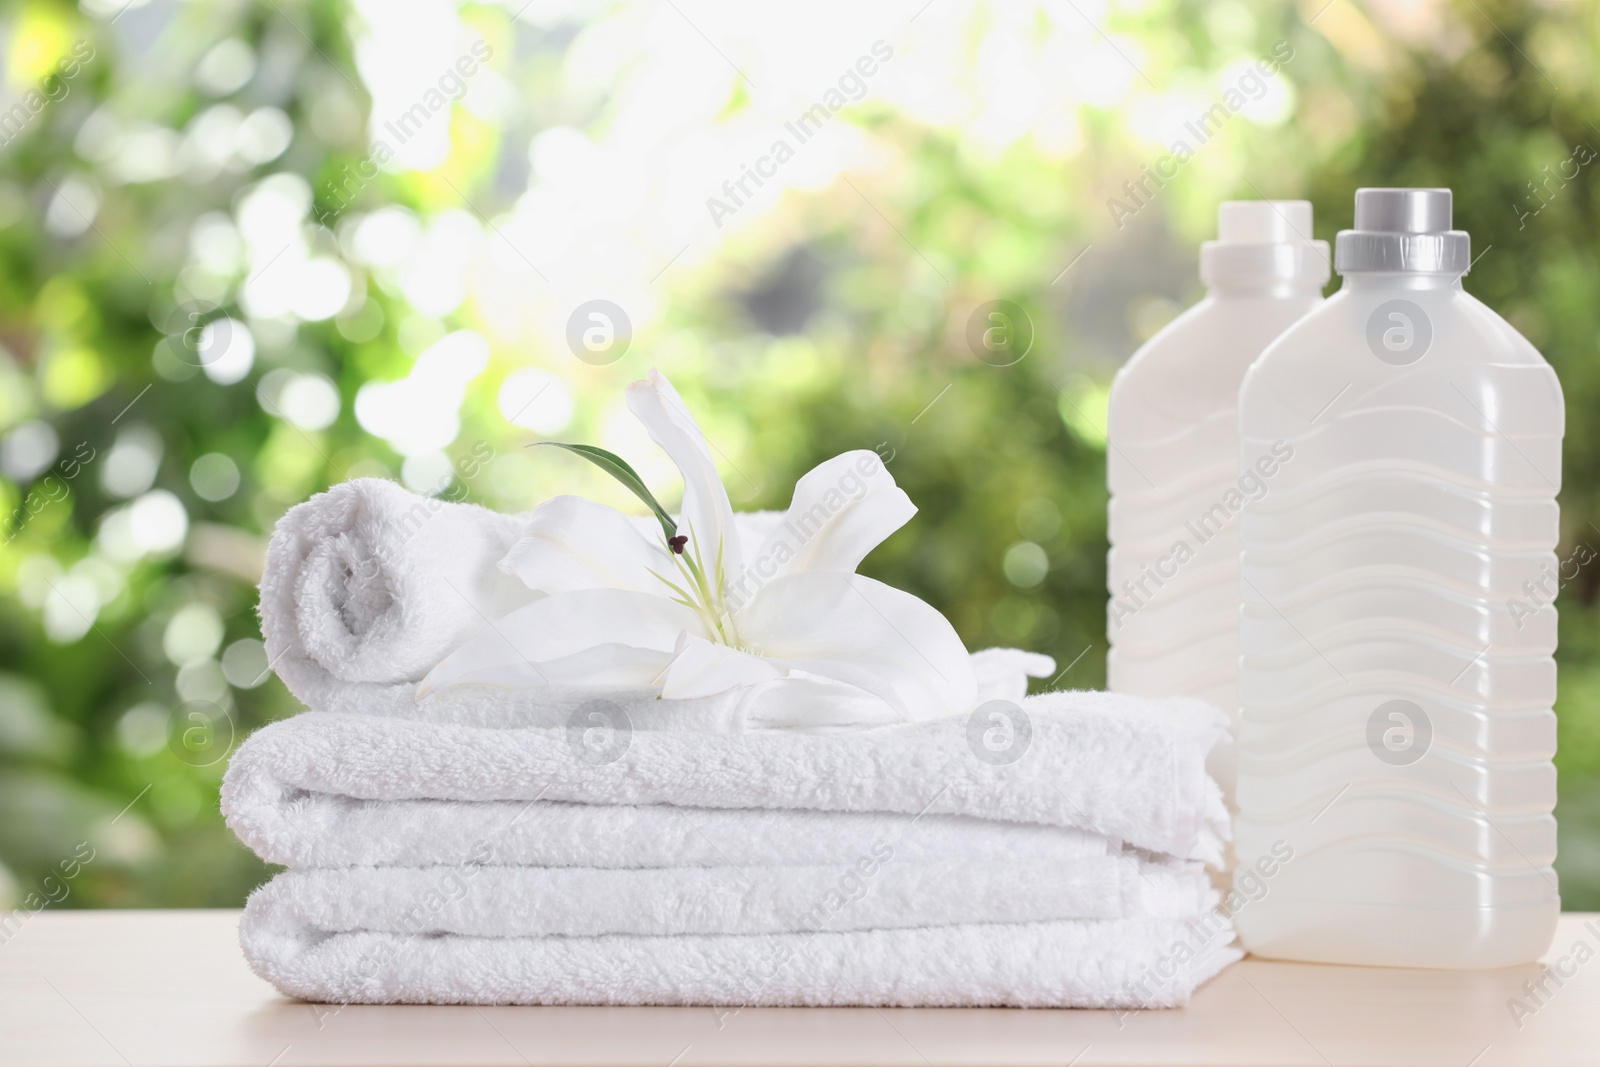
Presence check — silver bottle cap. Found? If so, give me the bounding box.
[1334,188,1471,275]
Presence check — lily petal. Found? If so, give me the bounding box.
[971,647,1058,704]
[418,588,705,696]
[732,451,914,602]
[731,509,786,560]
[625,370,742,583]
[417,643,675,697]
[735,672,906,731]
[502,495,670,596]
[627,509,782,562]
[737,571,977,722]
[659,632,784,700]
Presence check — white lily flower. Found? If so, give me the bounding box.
[417,369,979,725]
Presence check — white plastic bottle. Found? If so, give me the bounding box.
[1235,188,1563,968]
[1107,201,1328,793]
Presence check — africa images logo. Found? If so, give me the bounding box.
[1366,299,1432,365]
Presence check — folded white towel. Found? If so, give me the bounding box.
[226,684,1234,1007]
[245,853,1214,939]
[225,792,1115,870]
[223,692,1230,866]
[239,913,1241,1008]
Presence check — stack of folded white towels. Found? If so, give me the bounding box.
[223,479,1238,1008]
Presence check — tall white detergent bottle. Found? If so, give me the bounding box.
[1236,188,1563,967]
[1108,201,1328,794]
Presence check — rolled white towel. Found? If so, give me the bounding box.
[258,478,541,712]
[258,478,1058,722]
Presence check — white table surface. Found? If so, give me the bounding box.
[2,910,1596,1066]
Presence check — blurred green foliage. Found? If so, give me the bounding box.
[2,0,1600,911]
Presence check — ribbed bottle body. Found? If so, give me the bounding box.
[1108,295,1324,794]
[1236,282,1562,967]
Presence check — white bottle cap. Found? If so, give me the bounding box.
[1218,200,1314,245]
[1201,200,1330,290]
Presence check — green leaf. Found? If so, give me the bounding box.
[532,442,677,540]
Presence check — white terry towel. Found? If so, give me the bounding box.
[309,646,1049,731]
[257,477,1049,725]
[240,913,1240,1008]
[258,478,541,714]
[222,691,1231,866]
[244,852,1215,939]
[224,793,1117,869]
[226,694,1235,1007]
